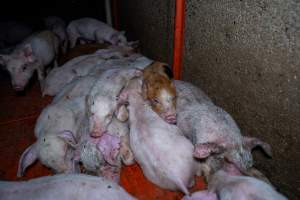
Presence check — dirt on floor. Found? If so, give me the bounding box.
[0,71,205,200]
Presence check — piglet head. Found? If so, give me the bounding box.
[97,133,121,166]
[142,71,177,124]
[87,95,116,137]
[1,44,38,91]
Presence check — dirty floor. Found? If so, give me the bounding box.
[0,71,206,200]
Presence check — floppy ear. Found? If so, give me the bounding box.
[17,144,38,177]
[58,130,77,148]
[119,30,126,35]
[193,143,226,159]
[19,44,34,63]
[243,136,272,157]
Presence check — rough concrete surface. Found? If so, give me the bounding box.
[119,0,175,64]
[119,0,299,199]
[183,0,300,199]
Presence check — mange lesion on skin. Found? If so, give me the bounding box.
[142,61,177,124]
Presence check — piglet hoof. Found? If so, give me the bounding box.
[120,147,135,166]
[100,165,121,183]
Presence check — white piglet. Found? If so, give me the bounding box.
[118,78,197,195]
[67,17,128,48]
[0,31,59,91]
[0,174,136,200]
[17,97,86,176]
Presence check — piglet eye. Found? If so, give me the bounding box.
[152,98,160,104]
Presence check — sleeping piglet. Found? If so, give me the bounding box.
[17,96,86,176]
[118,77,197,194]
[183,162,287,200]
[42,46,140,96]
[70,116,133,183]
[0,174,136,200]
[87,68,142,137]
[175,80,272,179]
[0,30,59,91]
[142,61,177,124]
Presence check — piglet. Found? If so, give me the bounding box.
[87,68,143,137]
[0,30,60,91]
[44,16,68,53]
[74,116,133,183]
[42,47,144,96]
[67,17,128,48]
[142,61,177,124]
[118,77,197,194]
[175,80,272,179]
[0,174,136,200]
[183,163,287,200]
[17,96,86,176]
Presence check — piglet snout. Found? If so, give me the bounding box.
[13,84,25,91]
[90,129,107,138]
[164,113,177,124]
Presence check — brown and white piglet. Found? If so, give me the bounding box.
[142,61,177,124]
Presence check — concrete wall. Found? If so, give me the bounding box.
[119,1,174,63]
[119,0,300,199]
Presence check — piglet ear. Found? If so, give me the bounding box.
[193,143,226,159]
[243,136,272,157]
[119,31,125,35]
[58,130,77,148]
[115,105,129,122]
[19,44,34,63]
[17,144,38,177]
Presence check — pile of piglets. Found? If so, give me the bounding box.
[0,16,287,200]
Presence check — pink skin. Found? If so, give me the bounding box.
[162,111,177,124]
[90,120,107,138]
[97,133,121,166]
[183,163,287,200]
